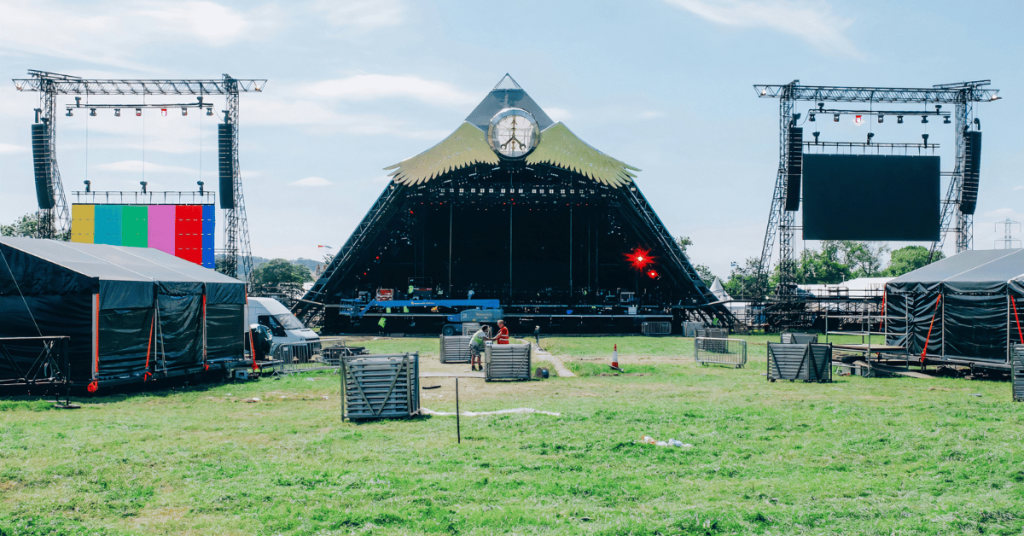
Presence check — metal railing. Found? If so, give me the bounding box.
[694,337,747,368]
[273,341,330,373]
[72,191,215,205]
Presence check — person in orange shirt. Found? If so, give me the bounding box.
[494,319,509,345]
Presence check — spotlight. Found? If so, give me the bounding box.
[867,132,875,144]
[181,108,187,116]
[160,108,168,117]
[197,180,204,194]
[817,102,825,111]
[878,114,884,123]
[943,116,951,124]
[647,269,659,279]
[974,117,981,130]
[84,180,91,193]
[114,108,120,117]
[853,114,863,125]
[206,108,213,116]
[760,88,767,95]
[89,108,96,117]
[935,105,942,113]
[812,131,820,143]
[136,108,142,116]
[66,109,73,117]
[140,181,148,194]
[833,113,840,122]
[809,113,815,122]
[922,133,929,147]
[897,115,904,124]
[921,116,928,124]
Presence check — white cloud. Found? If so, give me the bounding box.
[0,143,27,154]
[1014,185,1024,191]
[0,0,279,69]
[313,0,404,30]
[303,75,478,107]
[95,160,199,175]
[639,111,663,119]
[663,0,863,59]
[247,95,451,139]
[545,107,572,122]
[291,177,332,187]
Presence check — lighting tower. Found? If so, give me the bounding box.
[13,70,265,284]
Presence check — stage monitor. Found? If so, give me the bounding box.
[802,154,940,241]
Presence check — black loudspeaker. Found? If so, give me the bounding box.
[960,131,981,215]
[218,123,235,209]
[785,127,803,211]
[31,123,55,209]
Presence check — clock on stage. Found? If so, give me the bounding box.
[487,108,540,159]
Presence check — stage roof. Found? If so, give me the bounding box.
[385,74,639,188]
[889,249,1024,285]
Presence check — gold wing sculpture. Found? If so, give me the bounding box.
[525,123,640,188]
[385,122,499,185]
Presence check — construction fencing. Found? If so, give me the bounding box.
[439,335,472,364]
[485,343,531,381]
[694,337,747,368]
[1012,344,1024,402]
[767,343,832,383]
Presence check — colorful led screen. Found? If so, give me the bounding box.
[71,204,215,269]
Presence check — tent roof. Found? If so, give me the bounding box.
[0,237,240,284]
[889,248,1024,284]
[710,277,731,301]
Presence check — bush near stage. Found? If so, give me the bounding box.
[1,335,1022,535]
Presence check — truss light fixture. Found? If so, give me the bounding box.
[160,108,168,117]
[943,116,951,124]
[808,113,815,121]
[878,114,884,123]
[66,109,73,117]
[922,133,929,147]
[817,102,825,111]
[760,88,767,95]
[921,115,928,124]
[136,108,142,116]
[206,107,213,116]
[867,132,875,144]
[853,114,863,125]
[181,108,187,116]
[84,180,90,192]
[833,113,840,122]
[114,108,120,117]
[89,108,96,117]
[812,131,820,143]
[897,115,904,124]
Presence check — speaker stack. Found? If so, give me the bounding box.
[218,123,235,209]
[960,131,981,215]
[31,123,55,209]
[785,127,803,211]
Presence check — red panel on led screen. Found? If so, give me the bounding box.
[175,205,203,265]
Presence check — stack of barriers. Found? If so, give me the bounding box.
[1012,344,1024,402]
[781,332,819,344]
[439,334,472,364]
[484,342,531,381]
[340,353,420,420]
[767,342,832,383]
[694,335,747,368]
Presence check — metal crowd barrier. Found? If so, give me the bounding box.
[274,341,330,373]
[341,353,420,420]
[439,335,472,364]
[781,332,819,344]
[767,343,832,383]
[485,343,531,381]
[694,337,747,368]
[641,321,672,336]
[681,321,705,337]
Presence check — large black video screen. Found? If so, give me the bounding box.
[802,154,940,241]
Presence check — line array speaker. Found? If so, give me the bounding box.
[218,123,235,209]
[960,131,981,215]
[785,127,802,211]
[31,123,55,209]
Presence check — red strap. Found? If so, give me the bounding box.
[920,295,942,363]
[1012,295,1023,345]
[202,294,208,366]
[878,292,886,331]
[145,312,154,369]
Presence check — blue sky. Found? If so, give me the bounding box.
[0,0,1021,279]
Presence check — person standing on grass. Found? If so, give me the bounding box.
[494,319,509,345]
[469,325,490,371]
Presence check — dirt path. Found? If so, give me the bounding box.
[533,343,576,377]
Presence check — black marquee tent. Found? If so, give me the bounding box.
[0,237,247,390]
[885,249,1024,368]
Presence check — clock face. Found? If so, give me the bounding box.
[487,108,540,159]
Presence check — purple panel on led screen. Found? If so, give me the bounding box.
[148,205,176,255]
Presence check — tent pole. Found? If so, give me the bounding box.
[92,294,99,380]
[940,287,945,361]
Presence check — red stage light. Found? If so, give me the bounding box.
[648,270,659,279]
[624,247,654,271]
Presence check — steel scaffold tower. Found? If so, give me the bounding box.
[753,80,1000,295]
[13,70,265,284]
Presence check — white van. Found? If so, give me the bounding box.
[247,297,321,362]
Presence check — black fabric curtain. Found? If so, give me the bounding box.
[98,308,154,377]
[942,290,1007,361]
[206,304,244,362]
[156,282,203,370]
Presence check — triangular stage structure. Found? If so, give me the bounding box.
[294,76,734,333]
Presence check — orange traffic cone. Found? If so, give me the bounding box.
[612,344,618,369]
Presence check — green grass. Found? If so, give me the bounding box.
[2,335,1023,535]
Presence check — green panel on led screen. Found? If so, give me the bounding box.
[121,205,149,248]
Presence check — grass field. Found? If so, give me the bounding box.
[2,335,1024,535]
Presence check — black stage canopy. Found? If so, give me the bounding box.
[886,249,1024,367]
[0,237,246,389]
